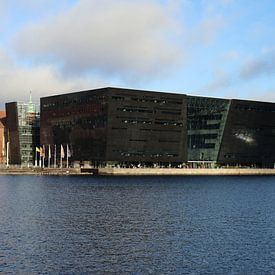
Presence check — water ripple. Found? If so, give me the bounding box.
[0,175,274,274]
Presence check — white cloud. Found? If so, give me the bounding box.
[12,0,183,80]
[0,49,106,105]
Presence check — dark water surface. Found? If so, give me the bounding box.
[0,175,274,274]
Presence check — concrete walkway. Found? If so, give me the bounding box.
[0,167,275,176]
[98,168,275,176]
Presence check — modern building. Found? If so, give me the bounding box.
[0,111,6,165]
[5,95,40,166]
[40,87,188,167]
[218,99,275,167]
[187,96,275,167]
[38,87,275,168]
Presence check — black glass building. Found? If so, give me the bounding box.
[40,87,275,168]
[40,87,188,166]
[218,99,275,167]
[187,96,275,167]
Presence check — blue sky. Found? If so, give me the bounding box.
[0,0,275,106]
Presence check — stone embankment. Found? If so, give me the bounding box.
[0,167,82,176]
[0,167,275,176]
[98,168,275,176]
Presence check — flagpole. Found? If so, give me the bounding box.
[48,144,51,168]
[6,141,9,168]
[39,147,41,168]
[35,149,37,167]
[6,129,10,168]
[60,144,62,169]
[66,144,69,169]
[2,135,5,163]
[54,144,56,168]
[42,145,45,168]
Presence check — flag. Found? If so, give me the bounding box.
[48,145,51,159]
[61,144,65,159]
[36,147,40,153]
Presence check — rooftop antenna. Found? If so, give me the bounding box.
[28,90,35,113]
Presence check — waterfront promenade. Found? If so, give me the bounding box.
[1,167,275,176]
[0,167,81,176]
[98,167,275,176]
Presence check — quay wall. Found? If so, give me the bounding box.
[0,168,81,176]
[98,168,275,176]
[0,167,275,176]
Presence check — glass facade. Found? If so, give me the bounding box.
[17,102,40,166]
[5,100,40,166]
[187,96,230,162]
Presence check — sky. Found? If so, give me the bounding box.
[0,0,275,107]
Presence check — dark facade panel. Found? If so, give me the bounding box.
[218,99,275,167]
[40,88,108,163]
[40,87,187,164]
[106,88,187,163]
[187,96,230,161]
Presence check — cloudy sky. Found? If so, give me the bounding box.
[0,0,275,107]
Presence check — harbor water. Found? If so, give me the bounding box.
[0,175,274,274]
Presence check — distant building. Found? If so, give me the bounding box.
[5,94,40,166]
[0,111,6,165]
[40,87,187,167]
